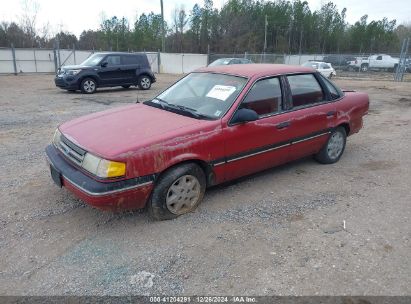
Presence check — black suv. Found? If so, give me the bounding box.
[55,52,156,93]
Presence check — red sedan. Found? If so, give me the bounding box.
[46,64,369,220]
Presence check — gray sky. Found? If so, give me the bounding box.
[0,0,410,37]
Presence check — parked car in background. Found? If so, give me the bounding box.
[323,55,356,69]
[208,58,253,66]
[46,64,369,220]
[348,54,399,72]
[302,61,336,78]
[347,57,369,71]
[55,52,156,93]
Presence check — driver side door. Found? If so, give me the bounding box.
[222,77,294,181]
[97,55,123,85]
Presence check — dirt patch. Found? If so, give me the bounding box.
[359,160,399,171]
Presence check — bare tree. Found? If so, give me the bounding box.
[172,5,188,52]
[19,0,40,47]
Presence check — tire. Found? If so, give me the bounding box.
[328,73,333,79]
[122,85,131,89]
[148,163,206,221]
[360,64,368,72]
[138,75,151,90]
[314,127,347,164]
[80,78,97,94]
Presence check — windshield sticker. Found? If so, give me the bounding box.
[206,85,236,101]
[214,110,222,116]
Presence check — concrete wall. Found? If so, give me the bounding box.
[0,48,208,74]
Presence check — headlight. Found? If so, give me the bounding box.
[53,128,62,146]
[82,153,126,178]
[68,69,81,75]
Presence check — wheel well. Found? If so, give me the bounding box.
[79,75,98,87]
[139,73,154,82]
[338,123,350,136]
[156,159,215,187]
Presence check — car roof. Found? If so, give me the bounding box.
[197,64,314,78]
[93,52,146,56]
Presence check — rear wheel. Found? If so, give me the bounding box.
[138,75,151,90]
[80,78,97,94]
[315,127,346,164]
[148,163,206,221]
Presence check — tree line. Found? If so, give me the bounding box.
[1,0,410,55]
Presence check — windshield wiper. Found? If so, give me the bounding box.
[150,98,212,120]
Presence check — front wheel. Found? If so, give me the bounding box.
[138,75,151,90]
[315,127,346,164]
[80,78,97,94]
[148,163,206,221]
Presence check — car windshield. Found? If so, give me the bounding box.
[81,54,105,66]
[209,59,231,66]
[145,72,248,120]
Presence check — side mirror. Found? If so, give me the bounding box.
[101,62,108,68]
[231,108,258,124]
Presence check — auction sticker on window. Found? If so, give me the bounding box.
[206,85,236,101]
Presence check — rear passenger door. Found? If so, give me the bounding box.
[284,73,336,161]
[121,55,140,83]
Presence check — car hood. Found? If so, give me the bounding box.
[59,104,204,159]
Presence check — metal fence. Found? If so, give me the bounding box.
[209,52,411,82]
[1,47,410,81]
[0,47,208,75]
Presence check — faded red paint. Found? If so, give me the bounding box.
[63,177,153,211]
[54,64,369,211]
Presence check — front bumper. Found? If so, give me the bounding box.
[54,75,79,90]
[45,145,154,211]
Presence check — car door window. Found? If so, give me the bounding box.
[106,55,121,66]
[122,55,139,65]
[287,74,325,108]
[377,56,382,60]
[239,77,282,117]
[321,63,331,69]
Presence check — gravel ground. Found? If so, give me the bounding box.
[0,74,410,296]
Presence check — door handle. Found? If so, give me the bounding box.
[327,111,336,117]
[276,121,291,129]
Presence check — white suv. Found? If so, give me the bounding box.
[302,61,336,79]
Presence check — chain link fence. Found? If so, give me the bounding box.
[209,52,411,82]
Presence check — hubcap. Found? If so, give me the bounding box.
[166,175,201,215]
[141,77,150,89]
[327,131,344,160]
[83,80,95,92]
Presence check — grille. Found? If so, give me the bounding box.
[55,135,86,166]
